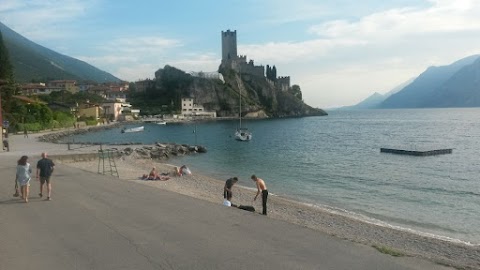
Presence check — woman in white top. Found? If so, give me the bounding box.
[16,155,32,203]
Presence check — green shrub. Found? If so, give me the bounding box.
[85,119,98,126]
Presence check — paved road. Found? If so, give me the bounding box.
[0,136,451,270]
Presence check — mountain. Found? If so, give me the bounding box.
[129,65,327,118]
[379,55,480,108]
[423,57,480,107]
[0,22,120,83]
[337,92,385,110]
[337,78,414,110]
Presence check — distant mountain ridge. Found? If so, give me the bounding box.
[379,55,480,108]
[337,78,414,110]
[345,54,480,109]
[0,21,121,83]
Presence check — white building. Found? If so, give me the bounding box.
[181,97,216,118]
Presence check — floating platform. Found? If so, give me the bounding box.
[380,148,452,156]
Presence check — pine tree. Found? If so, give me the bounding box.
[272,66,277,81]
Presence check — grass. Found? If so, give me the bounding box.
[372,245,405,257]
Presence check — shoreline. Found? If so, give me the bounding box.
[4,130,479,269]
[60,155,480,270]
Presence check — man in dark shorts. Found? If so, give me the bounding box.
[36,152,55,200]
[223,177,238,206]
[252,175,268,215]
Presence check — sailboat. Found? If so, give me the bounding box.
[235,75,252,141]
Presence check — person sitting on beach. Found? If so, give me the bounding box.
[175,165,192,176]
[148,167,158,180]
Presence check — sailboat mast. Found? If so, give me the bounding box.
[239,74,242,128]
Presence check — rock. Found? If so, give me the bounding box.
[197,146,207,153]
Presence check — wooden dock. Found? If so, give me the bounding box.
[380,148,452,156]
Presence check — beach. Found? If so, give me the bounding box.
[3,131,480,269]
[63,153,479,269]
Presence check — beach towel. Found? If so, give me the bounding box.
[237,205,255,212]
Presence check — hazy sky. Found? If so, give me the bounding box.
[1,0,480,108]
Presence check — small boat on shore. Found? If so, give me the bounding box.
[155,121,167,125]
[121,126,144,133]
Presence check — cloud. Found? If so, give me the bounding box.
[232,0,480,107]
[79,51,219,82]
[308,1,480,39]
[0,0,96,40]
[99,36,182,54]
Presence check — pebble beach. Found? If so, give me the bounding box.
[63,154,479,270]
[3,131,480,269]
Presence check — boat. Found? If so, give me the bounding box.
[235,127,252,141]
[155,121,167,125]
[121,126,144,133]
[234,75,252,141]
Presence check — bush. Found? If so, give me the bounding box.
[18,123,43,132]
[85,119,98,126]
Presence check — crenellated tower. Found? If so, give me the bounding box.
[221,30,238,63]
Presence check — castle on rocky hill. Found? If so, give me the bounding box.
[219,30,290,91]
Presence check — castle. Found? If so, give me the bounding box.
[220,30,291,91]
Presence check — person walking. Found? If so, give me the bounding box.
[36,152,55,201]
[16,155,32,203]
[251,175,268,215]
[223,177,238,206]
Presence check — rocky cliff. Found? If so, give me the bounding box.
[138,65,327,118]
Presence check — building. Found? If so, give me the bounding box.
[101,101,123,121]
[105,91,127,102]
[78,103,102,120]
[189,72,225,83]
[134,79,153,93]
[87,85,110,99]
[19,83,64,95]
[220,30,291,90]
[47,80,78,93]
[181,97,216,118]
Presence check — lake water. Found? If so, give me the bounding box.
[71,108,480,245]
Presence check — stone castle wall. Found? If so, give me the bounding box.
[221,30,288,81]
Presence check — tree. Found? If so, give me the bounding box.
[289,84,302,100]
[128,82,137,92]
[1,29,17,127]
[0,30,14,83]
[272,66,277,81]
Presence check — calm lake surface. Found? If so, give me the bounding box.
[71,108,480,245]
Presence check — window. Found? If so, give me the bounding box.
[188,109,192,111]
[183,109,186,111]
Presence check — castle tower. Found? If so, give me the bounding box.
[221,30,237,62]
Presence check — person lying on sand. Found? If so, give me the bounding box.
[142,167,170,181]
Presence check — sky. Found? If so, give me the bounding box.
[1,0,480,108]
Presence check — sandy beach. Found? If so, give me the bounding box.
[3,131,480,269]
